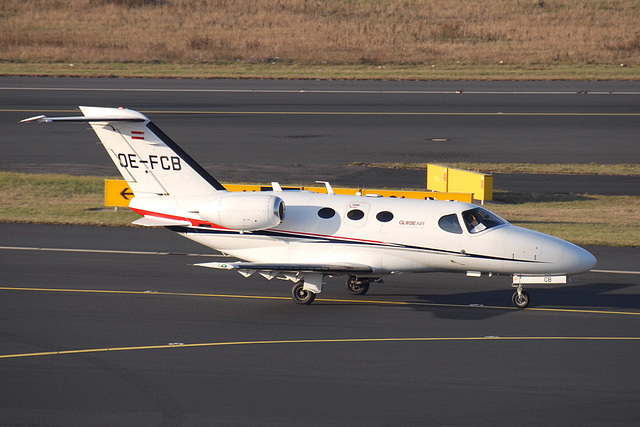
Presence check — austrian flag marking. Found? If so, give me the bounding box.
[131,131,145,140]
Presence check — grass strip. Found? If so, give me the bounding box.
[1,172,637,247]
[1,62,638,81]
[489,192,639,247]
[351,162,640,176]
[0,172,139,226]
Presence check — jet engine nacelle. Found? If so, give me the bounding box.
[199,193,285,231]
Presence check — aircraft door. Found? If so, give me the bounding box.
[344,202,370,228]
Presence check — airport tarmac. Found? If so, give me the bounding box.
[4,77,640,195]
[1,78,639,425]
[1,223,639,425]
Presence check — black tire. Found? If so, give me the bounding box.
[292,283,316,305]
[345,276,370,295]
[512,290,530,308]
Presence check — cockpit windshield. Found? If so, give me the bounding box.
[461,208,506,234]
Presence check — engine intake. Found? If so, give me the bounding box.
[199,194,285,231]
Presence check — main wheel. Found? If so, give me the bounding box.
[512,290,530,308]
[346,276,370,295]
[292,283,316,305]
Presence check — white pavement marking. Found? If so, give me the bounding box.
[591,269,640,276]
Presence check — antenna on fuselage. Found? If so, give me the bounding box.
[315,181,335,195]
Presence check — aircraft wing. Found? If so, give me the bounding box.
[195,261,373,276]
[132,216,192,227]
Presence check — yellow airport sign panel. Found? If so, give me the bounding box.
[225,183,473,202]
[106,179,473,208]
[105,179,135,207]
[427,164,493,202]
[223,184,265,192]
[427,164,449,192]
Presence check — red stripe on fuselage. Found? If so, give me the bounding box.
[129,208,229,230]
[131,208,390,245]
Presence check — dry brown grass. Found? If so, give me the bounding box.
[489,193,640,247]
[2,0,639,66]
[353,162,640,176]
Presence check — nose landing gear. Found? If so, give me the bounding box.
[512,284,530,308]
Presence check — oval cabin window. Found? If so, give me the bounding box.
[317,207,336,219]
[376,211,394,222]
[347,209,365,221]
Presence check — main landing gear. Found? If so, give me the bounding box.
[291,282,315,305]
[291,275,378,305]
[345,276,371,295]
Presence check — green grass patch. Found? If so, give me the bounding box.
[351,162,640,176]
[488,192,640,247]
[0,172,139,226]
[1,172,637,247]
[1,61,638,81]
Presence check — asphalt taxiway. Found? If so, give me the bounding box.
[3,77,640,189]
[1,78,639,425]
[1,223,639,425]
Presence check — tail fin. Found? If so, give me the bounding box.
[23,106,225,197]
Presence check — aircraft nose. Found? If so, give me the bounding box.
[505,226,596,276]
[563,242,597,275]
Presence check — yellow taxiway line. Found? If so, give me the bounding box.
[2,285,638,360]
[1,285,639,317]
[2,336,639,360]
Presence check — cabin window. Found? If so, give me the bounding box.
[347,209,365,221]
[318,207,336,219]
[376,211,394,223]
[438,214,463,234]
[462,208,505,234]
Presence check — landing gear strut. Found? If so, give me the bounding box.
[345,276,371,295]
[292,282,315,305]
[512,284,530,308]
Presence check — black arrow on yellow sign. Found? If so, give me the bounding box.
[120,188,135,200]
[105,179,135,207]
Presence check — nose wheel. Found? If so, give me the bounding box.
[512,285,530,308]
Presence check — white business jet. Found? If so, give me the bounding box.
[22,107,596,308]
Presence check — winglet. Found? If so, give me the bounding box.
[20,115,47,123]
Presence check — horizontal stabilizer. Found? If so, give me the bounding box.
[21,115,145,123]
[195,261,373,275]
[132,216,192,227]
[22,106,226,196]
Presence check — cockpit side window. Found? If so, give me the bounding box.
[462,208,505,234]
[438,214,463,234]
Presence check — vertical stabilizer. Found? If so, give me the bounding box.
[76,106,225,197]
